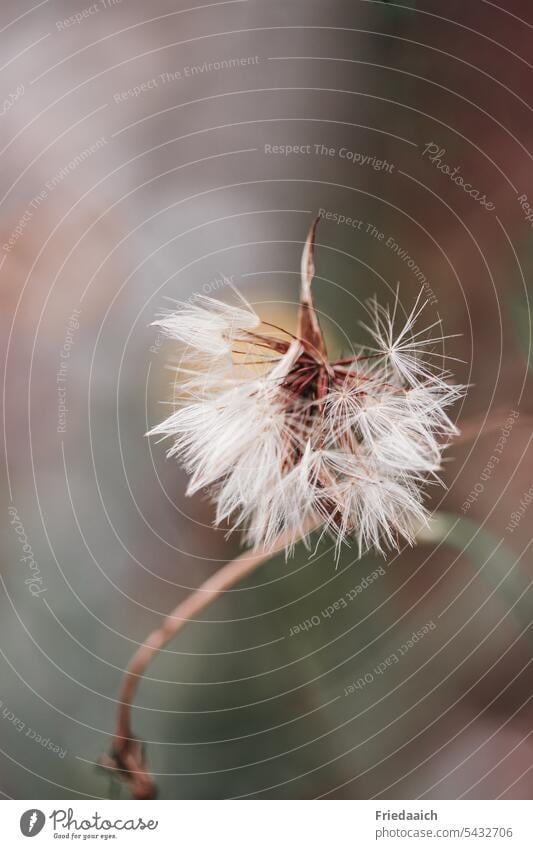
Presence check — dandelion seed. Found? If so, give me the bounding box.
[149,218,465,559]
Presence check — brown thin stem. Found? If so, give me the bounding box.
[101,521,318,799]
[260,320,300,341]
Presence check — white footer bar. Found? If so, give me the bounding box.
[2,799,530,847]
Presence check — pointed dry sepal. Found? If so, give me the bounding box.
[298,216,327,359]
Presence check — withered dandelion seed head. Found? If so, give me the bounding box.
[149,218,465,560]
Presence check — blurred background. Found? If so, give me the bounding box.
[1,0,532,800]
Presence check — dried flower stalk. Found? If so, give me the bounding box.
[101,520,319,798]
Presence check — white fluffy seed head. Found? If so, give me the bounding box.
[152,292,260,358]
[149,233,464,561]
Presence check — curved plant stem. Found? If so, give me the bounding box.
[101,524,317,799]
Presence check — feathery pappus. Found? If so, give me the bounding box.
[149,218,464,559]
